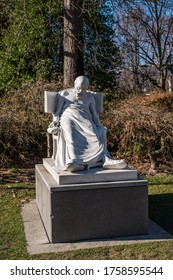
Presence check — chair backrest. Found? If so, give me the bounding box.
[44,91,58,113]
[44,90,103,114]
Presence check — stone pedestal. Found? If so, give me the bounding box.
[43,158,138,185]
[36,164,148,243]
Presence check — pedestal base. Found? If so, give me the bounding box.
[43,158,138,185]
[36,164,148,243]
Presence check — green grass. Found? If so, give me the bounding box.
[7,168,20,174]
[147,174,173,185]
[0,175,173,260]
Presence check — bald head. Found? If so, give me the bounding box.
[74,76,90,89]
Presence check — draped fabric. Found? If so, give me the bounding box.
[55,102,106,170]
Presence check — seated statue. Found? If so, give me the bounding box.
[47,76,127,172]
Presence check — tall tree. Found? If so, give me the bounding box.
[0,0,14,38]
[63,0,84,87]
[0,0,120,91]
[83,0,121,90]
[0,0,63,91]
[111,0,173,91]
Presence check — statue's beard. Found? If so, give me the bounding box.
[74,90,86,100]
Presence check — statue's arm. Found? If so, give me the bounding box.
[89,94,102,126]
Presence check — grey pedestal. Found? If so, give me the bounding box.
[36,164,148,243]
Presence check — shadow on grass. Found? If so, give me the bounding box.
[149,193,173,235]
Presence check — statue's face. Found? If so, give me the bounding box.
[75,83,88,99]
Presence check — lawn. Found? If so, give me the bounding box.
[0,175,173,260]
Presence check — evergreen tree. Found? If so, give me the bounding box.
[0,0,14,38]
[83,0,121,90]
[0,0,63,91]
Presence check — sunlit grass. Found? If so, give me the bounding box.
[0,175,173,260]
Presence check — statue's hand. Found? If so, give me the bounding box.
[52,121,59,127]
[47,119,61,134]
[53,116,59,123]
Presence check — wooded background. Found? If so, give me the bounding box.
[0,0,173,172]
[1,0,173,92]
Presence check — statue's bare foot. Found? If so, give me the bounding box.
[66,163,85,172]
[103,157,127,170]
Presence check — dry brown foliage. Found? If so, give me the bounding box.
[0,80,63,167]
[1,86,173,172]
[102,92,173,172]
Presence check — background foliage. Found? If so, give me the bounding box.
[0,0,120,92]
[0,0,64,91]
[0,80,61,166]
[83,1,120,90]
[102,92,173,172]
[1,81,173,173]
[0,1,173,172]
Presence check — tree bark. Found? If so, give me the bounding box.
[63,0,84,87]
[159,69,167,91]
[148,137,165,173]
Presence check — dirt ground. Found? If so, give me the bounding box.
[0,168,35,185]
[0,159,172,185]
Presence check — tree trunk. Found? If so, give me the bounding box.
[63,0,84,87]
[159,69,167,91]
[148,137,165,173]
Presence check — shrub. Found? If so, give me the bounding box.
[0,80,62,167]
[1,86,173,172]
[102,92,173,170]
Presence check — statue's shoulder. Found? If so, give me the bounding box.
[86,91,103,113]
[86,91,94,98]
[59,88,74,97]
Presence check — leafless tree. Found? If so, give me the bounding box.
[111,0,173,91]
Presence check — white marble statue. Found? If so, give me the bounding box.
[47,76,127,172]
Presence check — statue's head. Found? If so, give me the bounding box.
[74,76,89,90]
[74,76,90,100]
